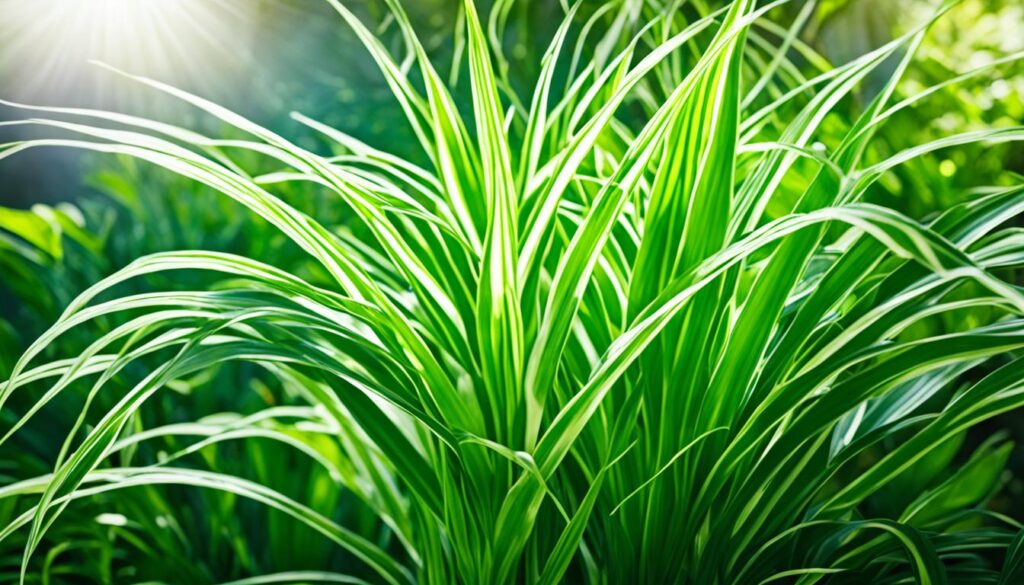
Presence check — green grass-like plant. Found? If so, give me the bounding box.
[2,0,1024,583]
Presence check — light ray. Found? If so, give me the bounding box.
[0,0,266,107]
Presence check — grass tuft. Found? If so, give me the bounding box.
[1,1,1023,583]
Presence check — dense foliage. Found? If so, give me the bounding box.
[1,0,1023,583]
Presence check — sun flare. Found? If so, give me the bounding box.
[0,0,260,104]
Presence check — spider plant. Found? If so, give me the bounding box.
[0,160,357,582]
[1,0,1024,583]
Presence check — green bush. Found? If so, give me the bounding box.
[1,0,1023,583]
